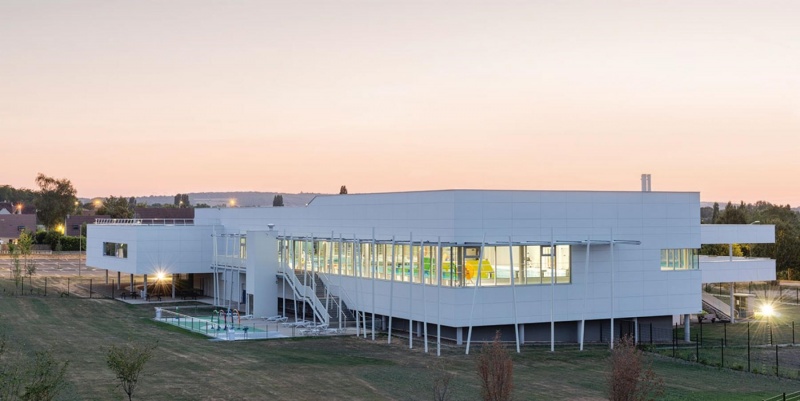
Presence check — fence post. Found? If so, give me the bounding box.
[650,324,653,345]
[67,278,70,296]
[695,333,699,363]
[776,344,779,377]
[720,338,724,368]
[770,321,773,345]
[44,277,47,297]
[723,322,727,347]
[672,332,675,358]
[747,322,751,372]
[793,321,795,345]
[112,280,115,299]
[89,279,93,299]
[700,320,703,346]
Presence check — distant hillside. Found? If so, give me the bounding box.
[132,192,323,208]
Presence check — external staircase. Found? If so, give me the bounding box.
[277,269,354,328]
[701,291,733,321]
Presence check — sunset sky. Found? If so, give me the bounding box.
[2,1,798,204]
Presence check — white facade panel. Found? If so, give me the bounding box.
[700,257,776,283]
[86,224,213,275]
[700,224,776,244]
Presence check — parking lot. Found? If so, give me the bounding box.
[0,254,105,278]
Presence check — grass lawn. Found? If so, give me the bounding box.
[1,277,799,400]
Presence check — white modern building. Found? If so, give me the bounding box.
[86,187,775,352]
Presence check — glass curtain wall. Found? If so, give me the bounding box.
[278,238,572,287]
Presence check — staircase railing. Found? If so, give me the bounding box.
[317,272,358,327]
[702,291,732,320]
[277,268,329,324]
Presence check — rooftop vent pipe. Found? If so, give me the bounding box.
[641,174,652,192]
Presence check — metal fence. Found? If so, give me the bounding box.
[655,320,800,379]
[1,276,117,299]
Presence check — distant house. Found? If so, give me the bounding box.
[66,215,109,236]
[0,202,30,215]
[0,214,36,247]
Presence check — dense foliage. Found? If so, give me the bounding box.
[97,196,135,218]
[0,185,36,205]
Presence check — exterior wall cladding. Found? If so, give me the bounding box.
[203,190,702,343]
[87,190,775,344]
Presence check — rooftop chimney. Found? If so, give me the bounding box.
[641,174,652,192]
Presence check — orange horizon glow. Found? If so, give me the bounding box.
[2,1,798,205]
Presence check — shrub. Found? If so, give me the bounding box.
[476,331,513,401]
[608,335,664,401]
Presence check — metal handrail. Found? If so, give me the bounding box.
[277,268,328,324]
[94,218,194,225]
[763,391,800,401]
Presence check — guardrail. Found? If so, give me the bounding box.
[277,269,328,325]
[94,218,194,225]
[763,391,800,401]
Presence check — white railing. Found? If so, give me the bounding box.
[278,269,329,325]
[94,218,194,225]
[317,272,356,326]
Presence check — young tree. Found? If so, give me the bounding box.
[272,194,284,207]
[7,242,23,288]
[34,174,77,230]
[106,342,156,401]
[0,337,69,401]
[21,350,69,401]
[431,359,454,401]
[18,232,36,279]
[339,185,348,194]
[607,335,663,401]
[476,331,513,401]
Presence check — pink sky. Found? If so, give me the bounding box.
[2,1,798,204]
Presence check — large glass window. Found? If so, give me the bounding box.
[277,238,572,287]
[103,242,127,258]
[660,249,699,271]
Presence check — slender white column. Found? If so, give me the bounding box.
[580,235,591,351]
[550,234,555,353]
[421,241,428,353]
[509,238,520,353]
[290,237,298,322]
[465,236,485,355]
[436,238,442,357]
[730,282,736,323]
[388,237,396,344]
[371,230,376,340]
[310,235,316,326]
[282,238,287,318]
[610,229,615,350]
[409,233,413,349]
[354,239,360,337]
